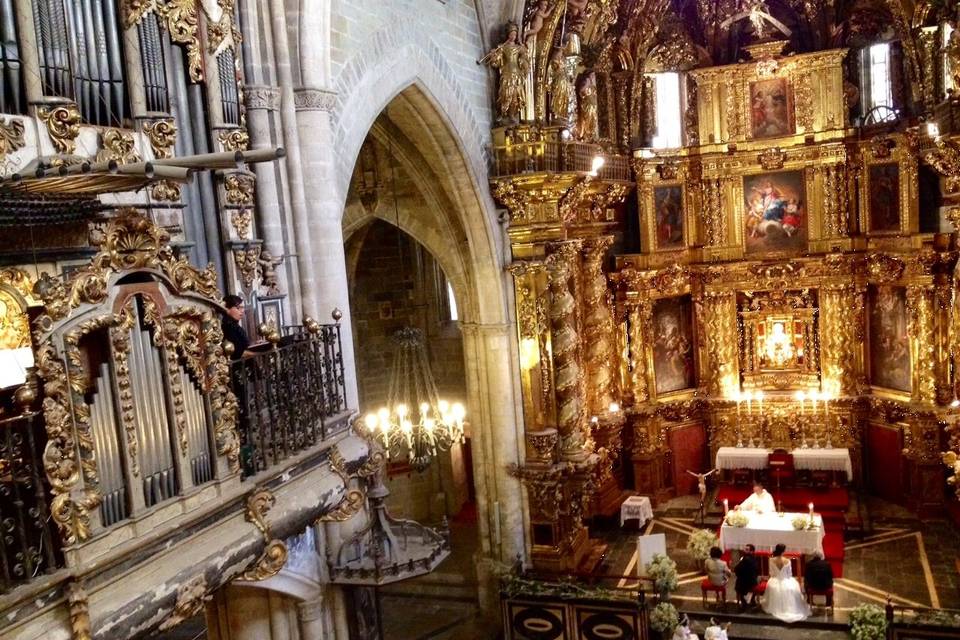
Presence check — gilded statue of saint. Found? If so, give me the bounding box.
[547,49,573,124]
[479,22,529,123]
[577,71,599,141]
[947,22,960,93]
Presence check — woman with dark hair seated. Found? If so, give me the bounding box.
[762,543,811,623]
[705,546,731,587]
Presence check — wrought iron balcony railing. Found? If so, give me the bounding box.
[0,407,62,595]
[232,322,349,478]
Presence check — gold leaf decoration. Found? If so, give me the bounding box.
[142,118,177,159]
[38,103,81,155]
[97,129,141,164]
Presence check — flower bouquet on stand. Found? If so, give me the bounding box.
[686,529,719,569]
[650,602,679,640]
[850,604,888,640]
[645,553,679,601]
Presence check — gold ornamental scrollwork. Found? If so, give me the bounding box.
[159,574,211,631]
[142,118,177,159]
[225,173,255,205]
[758,147,786,170]
[124,0,203,82]
[151,180,182,202]
[319,446,365,522]
[866,252,905,283]
[237,488,288,582]
[231,209,253,239]
[66,580,92,640]
[204,0,243,56]
[923,136,960,195]
[96,129,141,164]
[232,244,262,291]
[110,302,141,477]
[38,103,81,155]
[0,116,25,159]
[218,128,250,152]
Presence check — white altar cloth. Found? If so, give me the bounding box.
[715,447,769,470]
[620,495,653,527]
[791,448,853,481]
[720,512,824,555]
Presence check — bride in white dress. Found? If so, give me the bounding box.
[761,544,812,623]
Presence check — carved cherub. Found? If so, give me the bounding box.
[257,250,283,296]
[524,0,553,44]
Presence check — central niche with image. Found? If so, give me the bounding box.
[743,170,807,254]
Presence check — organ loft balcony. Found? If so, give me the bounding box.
[0,212,449,640]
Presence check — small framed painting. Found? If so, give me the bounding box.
[653,185,684,250]
[749,77,795,139]
[867,163,901,233]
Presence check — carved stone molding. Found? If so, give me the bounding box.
[294,88,338,112]
[159,574,211,631]
[97,129,141,164]
[237,488,288,582]
[38,103,81,155]
[245,85,282,111]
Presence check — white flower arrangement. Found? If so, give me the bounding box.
[850,604,888,640]
[791,516,809,530]
[686,528,719,565]
[645,553,679,594]
[650,602,679,634]
[725,511,749,528]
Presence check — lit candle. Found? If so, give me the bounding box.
[609,402,620,413]
[795,390,805,415]
[808,502,814,516]
[723,499,729,514]
[756,390,764,414]
[811,390,818,414]
[745,390,752,415]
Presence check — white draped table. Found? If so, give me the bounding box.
[791,448,853,481]
[719,512,825,555]
[620,495,653,527]
[715,447,769,470]
[715,447,853,481]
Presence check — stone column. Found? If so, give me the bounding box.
[459,321,527,565]
[267,0,320,325]
[12,0,42,104]
[244,85,298,312]
[294,88,359,408]
[296,596,326,640]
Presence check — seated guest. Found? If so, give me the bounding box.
[738,481,775,514]
[734,544,759,610]
[705,546,731,586]
[804,550,833,591]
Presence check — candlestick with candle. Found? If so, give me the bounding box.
[808,502,815,527]
[723,499,729,515]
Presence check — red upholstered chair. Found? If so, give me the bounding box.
[700,578,727,607]
[805,585,835,611]
[751,580,768,601]
[768,449,795,491]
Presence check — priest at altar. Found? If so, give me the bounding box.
[738,482,776,514]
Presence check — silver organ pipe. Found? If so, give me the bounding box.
[180,368,212,485]
[128,306,178,507]
[90,363,126,526]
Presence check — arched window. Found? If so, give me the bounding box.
[650,72,683,149]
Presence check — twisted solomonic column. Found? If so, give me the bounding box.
[547,244,586,460]
[581,237,616,414]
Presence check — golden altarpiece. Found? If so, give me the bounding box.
[489,0,960,572]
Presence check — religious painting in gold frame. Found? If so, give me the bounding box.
[867,285,911,393]
[742,170,807,255]
[652,185,685,251]
[867,163,901,233]
[749,77,794,139]
[652,295,695,395]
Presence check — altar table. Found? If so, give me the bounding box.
[719,512,825,555]
[620,495,653,527]
[715,447,853,481]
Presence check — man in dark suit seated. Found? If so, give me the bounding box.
[734,543,760,610]
[804,550,833,591]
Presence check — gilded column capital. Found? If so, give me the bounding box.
[245,85,282,112]
[294,87,338,112]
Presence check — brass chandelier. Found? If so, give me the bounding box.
[363,327,465,471]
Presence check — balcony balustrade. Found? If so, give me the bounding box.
[490,138,632,182]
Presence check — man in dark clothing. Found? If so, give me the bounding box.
[222,294,252,359]
[734,544,760,610]
[804,551,833,591]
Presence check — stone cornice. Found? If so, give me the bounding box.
[245,86,282,112]
[294,87,337,112]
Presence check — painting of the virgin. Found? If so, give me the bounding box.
[750,77,794,138]
[743,171,807,254]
